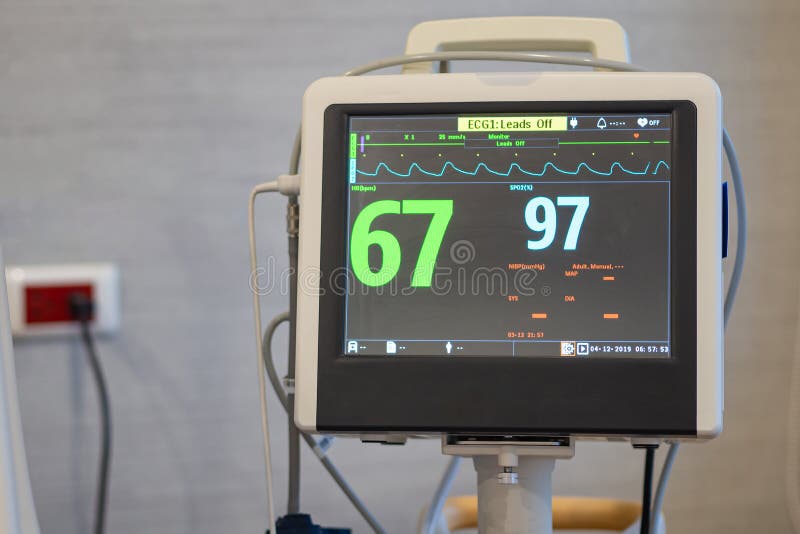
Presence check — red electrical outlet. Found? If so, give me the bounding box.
[5,263,120,337]
[25,284,94,324]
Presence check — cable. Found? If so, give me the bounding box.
[289,128,302,176]
[639,446,657,534]
[722,130,747,326]
[286,198,301,515]
[249,180,280,531]
[650,442,678,533]
[262,313,291,410]
[261,312,386,533]
[286,399,301,515]
[69,294,112,534]
[420,456,462,534]
[343,51,642,76]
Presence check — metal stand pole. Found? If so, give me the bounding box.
[474,456,554,534]
[444,437,572,534]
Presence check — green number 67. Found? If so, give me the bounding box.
[350,199,453,287]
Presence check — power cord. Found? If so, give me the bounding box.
[649,441,678,533]
[69,294,112,534]
[635,445,658,534]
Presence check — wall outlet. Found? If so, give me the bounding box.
[5,263,120,337]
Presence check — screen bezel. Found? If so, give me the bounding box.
[316,100,697,436]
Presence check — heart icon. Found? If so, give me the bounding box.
[637,117,648,127]
[633,132,640,139]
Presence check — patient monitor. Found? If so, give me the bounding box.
[294,72,723,440]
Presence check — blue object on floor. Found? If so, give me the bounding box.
[268,513,351,534]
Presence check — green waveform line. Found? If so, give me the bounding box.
[363,142,465,147]
[559,141,656,145]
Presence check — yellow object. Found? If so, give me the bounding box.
[442,495,642,532]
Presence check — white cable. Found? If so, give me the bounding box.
[249,180,280,532]
[722,129,748,326]
[260,311,386,533]
[247,173,299,531]
[343,51,642,76]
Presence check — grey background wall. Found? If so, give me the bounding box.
[0,1,798,533]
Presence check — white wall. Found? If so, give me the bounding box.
[0,1,798,533]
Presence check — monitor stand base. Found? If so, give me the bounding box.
[474,455,554,534]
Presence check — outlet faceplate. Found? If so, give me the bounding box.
[5,263,120,337]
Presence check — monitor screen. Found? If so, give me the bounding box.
[343,112,672,359]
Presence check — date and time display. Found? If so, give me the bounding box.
[342,112,673,358]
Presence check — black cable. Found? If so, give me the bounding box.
[69,294,112,534]
[286,198,301,515]
[639,445,657,534]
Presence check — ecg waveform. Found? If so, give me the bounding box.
[357,160,670,178]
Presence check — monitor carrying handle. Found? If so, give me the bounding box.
[402,16,631,74]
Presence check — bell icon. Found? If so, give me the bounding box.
[596,117,607,129]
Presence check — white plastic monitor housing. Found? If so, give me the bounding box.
[295,71,723,440]
[0,247,41,534]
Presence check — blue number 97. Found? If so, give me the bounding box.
[524,196,590,251]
